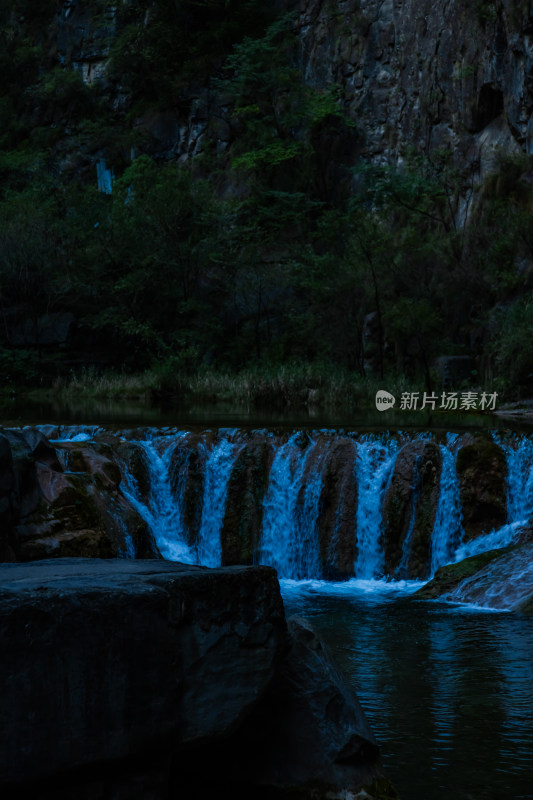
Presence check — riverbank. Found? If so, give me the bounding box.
[2,364,514,413]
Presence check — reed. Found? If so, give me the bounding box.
[51,364,417,410]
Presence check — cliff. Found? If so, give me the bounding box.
[2,1,533,390]
[21,0,531,176]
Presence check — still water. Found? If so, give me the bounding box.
[2,394,533,432]
[282,581,533,800]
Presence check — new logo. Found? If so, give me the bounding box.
[375,390,396,411]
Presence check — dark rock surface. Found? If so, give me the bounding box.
[203,616,386,798]
[0,558,390,800]
[221,438,272,565]
[11,0,533,184]
[416,540,533,612]
[382,440,442,579]
[317,438,359,578]
[0,428,153,561]
[0,559,286,789]
[455,435,508,539]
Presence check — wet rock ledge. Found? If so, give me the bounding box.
[0,558,393,800]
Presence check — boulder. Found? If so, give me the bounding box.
[443,541,533,610]
[455,436,507,539]
[382,440,442,578]
[221,438,272,565]
[0,428,154,561]
[185,616,394,799]
[168,433,209,549]
[317,438,358,578]
[0,559,392,799]
[0,559,286,791]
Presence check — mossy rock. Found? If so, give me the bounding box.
[382,441,441,579]
[456,436,507,540]
[56,443,123,488]
[316,438,358,578]
[169,435,207,549]
[18,528,114,561]
[221,439,271,565]
[414,547,512,599]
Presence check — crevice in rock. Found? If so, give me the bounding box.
[473,84,504,132]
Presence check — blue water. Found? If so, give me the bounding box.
[282,581,533,800]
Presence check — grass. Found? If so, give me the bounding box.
[45,363,418,410]
[50,367,156,400]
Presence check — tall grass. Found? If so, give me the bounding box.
[52,367,155,400]
[51,363,417,410]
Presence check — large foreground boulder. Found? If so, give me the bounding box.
[197,616,391,799]
[0,559,391,800]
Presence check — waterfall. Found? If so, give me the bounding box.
[454,521,525,562]
[33,423,533,584]
[120,433,195,564]
[259,434,323,579]
[114,513,137,559]
[354,436,399,579]
[454,433,533,563]
[195,436,244,567]
[500,436,533,523]
[431,438,463,575]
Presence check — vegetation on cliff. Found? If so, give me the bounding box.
[1,1,533,400]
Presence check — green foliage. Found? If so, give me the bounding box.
[218,14,356,195]
[108,0,274,104]
[32,67,94,123]
[491,299,533,390]
[0,1,532,399]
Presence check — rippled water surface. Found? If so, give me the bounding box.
[282,581,533,800]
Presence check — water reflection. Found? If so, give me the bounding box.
[283,588,533,800]
[2,394,532,432]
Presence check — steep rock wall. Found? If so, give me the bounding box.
[14,1,533,174]
[296,0,532,174]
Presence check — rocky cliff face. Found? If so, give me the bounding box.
[15,1,533,178]
[296,0,531,175]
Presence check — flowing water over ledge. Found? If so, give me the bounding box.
[36,423,533,591]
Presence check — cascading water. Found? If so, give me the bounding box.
[259,434,324,579]
[454,520,525,562]
[195,436,244,567]
[454,433,533,565]
[499,435,533,523]
[431,436,464,575]
[41,424,533,587]
[120,433,195,563]
[354,436,399,579]
[119,431,243,567]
